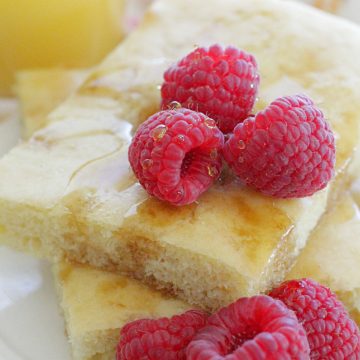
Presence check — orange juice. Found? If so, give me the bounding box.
[0,0,125,95]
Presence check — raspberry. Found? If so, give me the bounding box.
[116,310,208,360]
[187,295,310,359]
[223,94,335,198]
[161,44,260,133]
[270,278,360,359]
[128,108,224,206]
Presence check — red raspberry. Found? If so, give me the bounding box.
[270,278,360,359]
[161,44,260,133]
[223,94,335,198]
[116,310,208,360]
[186,295,310,359]
[128,108,224,206]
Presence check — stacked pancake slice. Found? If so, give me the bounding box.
[2,0,360,358]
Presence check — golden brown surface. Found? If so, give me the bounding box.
[54,262,190,360]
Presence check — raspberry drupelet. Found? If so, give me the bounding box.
[116,310,208,360]
[270,278,360,359]
[223,94,336,198]
[187,295,310,360]
[161,44,260,133]
[128,107,224,206]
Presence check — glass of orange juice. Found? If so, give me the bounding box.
[0,0,125,95]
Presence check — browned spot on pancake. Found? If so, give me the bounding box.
[123,236,162,280]
[58,264,73,284]
[233,196,263,226]
[97,278,129,295]
[313,0,343,13]
[136,197,197,228]
[107,301,126,309]
[141,273,179,300]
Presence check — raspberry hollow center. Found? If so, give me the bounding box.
[181,151,195,177]
[230,329,258,351]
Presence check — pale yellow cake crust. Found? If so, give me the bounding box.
[1,0,360,311]
[16,69,87,138]
[54,262,190,360]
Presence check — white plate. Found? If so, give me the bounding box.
[0,247,71,360]
[0,1,360,359]
[0,101,71,359]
